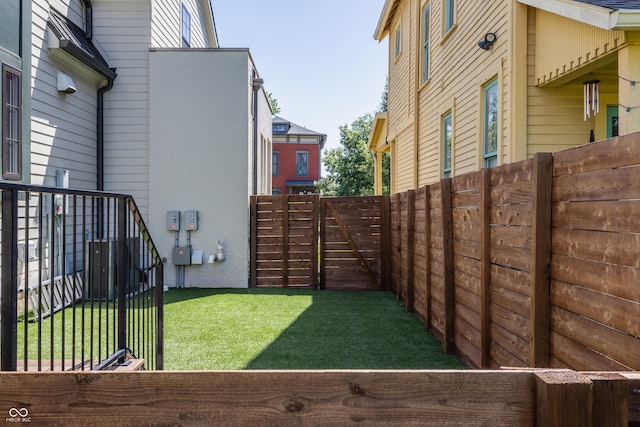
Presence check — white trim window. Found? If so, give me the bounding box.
[395,26,402,58]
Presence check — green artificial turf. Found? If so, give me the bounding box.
[163,288,465,370]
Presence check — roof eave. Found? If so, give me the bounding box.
[57,39,117,79]
[517,0,618,30]
[374,0,396,41]
[611,10,640,30]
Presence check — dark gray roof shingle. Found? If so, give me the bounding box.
[575,0,640,10]
[48,9,116,79]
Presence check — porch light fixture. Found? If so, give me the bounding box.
[478,33,497,50]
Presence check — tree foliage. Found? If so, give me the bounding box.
[268,92,281,115]
[317,114,374,196]
[317,79,390,196]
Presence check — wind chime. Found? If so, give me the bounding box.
[583,79,600,142]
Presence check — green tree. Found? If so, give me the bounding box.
[379,76,388,113]
[268,92,281,115]
[317,114,374,196]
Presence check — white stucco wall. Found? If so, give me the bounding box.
[149,48,271,288]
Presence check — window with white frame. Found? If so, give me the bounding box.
[445,0,455,32]
[483,79,498,168]
[3,64,21,180]
[422,2,431,83]
[395,26,402,58]
[296,151,308,176]
[442,112,452,178]
[182,4,191,47]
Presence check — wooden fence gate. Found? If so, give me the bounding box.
[250,195,388,291]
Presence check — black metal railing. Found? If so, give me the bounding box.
[0,183,163,371]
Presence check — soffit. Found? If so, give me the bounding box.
[518,0,640,30]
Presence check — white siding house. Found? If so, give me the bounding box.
[16,0,271,288]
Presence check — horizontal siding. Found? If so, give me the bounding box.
[414,0,512,185]
[30,1,100,190]
[388,0,412,134]
[93,0,151,215]
[152,0,211,48]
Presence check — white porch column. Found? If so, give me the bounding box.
[618,39,640,135]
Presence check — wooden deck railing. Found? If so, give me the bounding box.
[0,369,636,425]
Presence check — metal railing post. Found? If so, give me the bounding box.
[117,196,127,361]
[1,189,18,371]
[156,261,164,370]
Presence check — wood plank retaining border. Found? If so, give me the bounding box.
[0,369,634,426]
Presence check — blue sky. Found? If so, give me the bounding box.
[212,0,389,152]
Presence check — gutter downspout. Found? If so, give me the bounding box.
[252,77,264,195]
[81,0,93,40]
[97,76,115,191]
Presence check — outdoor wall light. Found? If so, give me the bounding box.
[478,33,497,51]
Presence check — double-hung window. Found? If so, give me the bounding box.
[442,112,452,178]
[296,151,308,177]
[445,0,455,32]
[395,26,402,58]
[272,151,279,176]
[483,79,498,168]
[3,64,21,181]
[422,3,431,83]
[182,4,191,47]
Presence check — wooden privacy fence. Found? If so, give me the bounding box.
[250,195,388,291]
[391,133,640,371]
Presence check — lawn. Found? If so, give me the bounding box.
[163,288,465,370]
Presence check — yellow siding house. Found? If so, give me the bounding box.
[371,0,640,193]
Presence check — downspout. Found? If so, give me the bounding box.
[252,76,264,195]
[97,77,114,191]
[81,0,93,40]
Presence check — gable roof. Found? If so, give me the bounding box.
[48,9,116,79]
[272,117,327,148]
[374,0,400,41]
[518,0,640,30]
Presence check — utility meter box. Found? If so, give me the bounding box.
[167,211,180,231]
[191,249,204,265]
[185,210,198,231]
[172,246,191,265]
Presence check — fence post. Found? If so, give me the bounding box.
[311,195,319,289]
[423,185,432,329]
[319,199,326,289]
[117,197,127,359]
[1,188,18,371]
[249,196,257,288]
[535,371,593,426]
[381,195,391,291]
[282,195,289,288]
[530,152,553,367]
[480,169,491,368]
[405,190,415,312]
[395,194,402,297]
[441,178,455,355]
